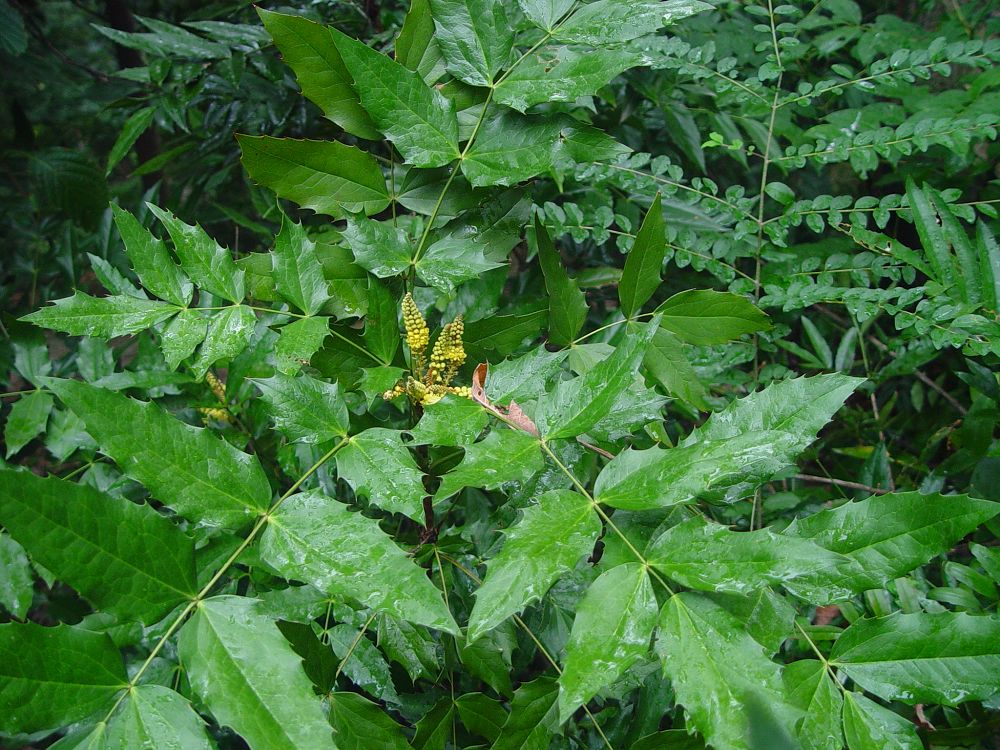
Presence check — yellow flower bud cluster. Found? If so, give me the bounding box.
[200,371,233,424]
[402,293,429,372]
[198,406,232,423]
[205,371,227,403]
[428,315,465,385]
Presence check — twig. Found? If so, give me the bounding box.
[794,473,890,495]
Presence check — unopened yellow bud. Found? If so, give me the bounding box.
[205,371,227,403]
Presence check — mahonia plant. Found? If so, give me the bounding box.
[2,2,1000,750]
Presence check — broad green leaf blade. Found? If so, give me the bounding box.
[0,622,126,735]
[327,623,399,702]
[275,316,330,374]
[456,693,507,742]
[931,190,980,305]
[21,291,177,338]
[492,676,559,749]
[272,214,330,316]
[842,692,920,750]
[656,592,801,750]
[558,563,657,721]
[461,110,562,187]
[253,372,350,444]
[46,378,271,530]
[362,280,399,364]
[647,517,862,602]
[257,9,380,140]
[468,489,600,641]
[485,348,567,403]
[106,106,156,173]
[785,492,999,590]
[655,290,771,344]
[535,217,587,346]
[330,692,410,750]
[147,204,244,303]
[976,221,1000,310]
[413,699,454,750]
[831,612,1000,705]
[493,46,642,113]
[783,660,843,750]
[237,135,390,217]
[336,427,425,520]
[4,390,52,458]
[555,0,711,45]
[0,533,33,619]
[536,318,658,439]
[643,328,708,410]
[619,193,665,318]
[378,615,442,682]
[105,685,214,750]
[160,308,208,370]
[904,179,952,290]
[517,0,574,31]
[331,28,460,167]
[416,238,505,293]
[397,0,446,83]
[178,596,335,750]
[410,394,488,447]
[428,0,513,86]
[434,429,544,502]
[0,469,197,623]
[190,304,256,379]
[343,214,412,278]
[261,490,457,632]
[111,205,192,306]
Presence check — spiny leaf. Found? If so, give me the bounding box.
[252,372,350,444]
[428,0,513,86]
[111,204,192,306]
[434,428,544,502]
[336,427,426,520]
[619,193,665,318]
[105,685,214,750]
[20,291,178,339]
[272,214,330,316]
[655,289,771,345]
[535,216,587,346]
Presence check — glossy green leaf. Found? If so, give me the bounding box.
[0,469,197,623]
[253,372,349,444]
[46,378,271,530]
[535,217,586,346]
[494,45,642,113]
[485,348,567,403]
[330,692,410,750]
[396,0,446,83]
[554,0,711,46]
[413,698,454,750]
[0,622,126,735]
[456,693,507,742]
[643,328,708,410]
[4,390,52,458]
[434,429,544,502]
[783,660,843,750]
[841,692,920,750]
[558,562,657,721]
[275,315,330,374]
[160,308,208,370]
[343,214,412,278]
[931,190,980,305]
[905,179,953,290]
[461,110,561,188]
[655,290,771,344]
[21,291,177,338]
[336,427,425,520]
[492,676,559,750]
[178,596,335,750]
[517,0,574,30]
[272,214,330,316]
[428,0,512,86]
[327,623,399,702]
[535,318,657,439]
[0,533,33,619]
[111,204,192,306]
[105,685,214,750]
[831,611,1000,705]
[257,9,379,140]
[416,238,505,293]
[785,492,999,590]
[977,221,1000,310]
[656,592,801,750]
[238,135,390,217]
[191,304,256,379]
[468,489,599,641]
[106,106,156,173]
[619,193,665,318]
[410,394,488,447]
[147,203,244,303]
[331,28,460,167]
[362,280,399,364]
[261,490,457,632]
[378,615,442,682]
[647,517,862,602]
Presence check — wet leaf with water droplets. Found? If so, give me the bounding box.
[336,427,426,520]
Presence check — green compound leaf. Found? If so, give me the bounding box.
[434,429,544,502]
[21,291,178,339]
[554,0,711,46]
[558,562,657,722]
[4,389,52,458]
[655,289,771,345]
[261,490,458,633]
[416,238,505,293]
[0,469,197,624]
[257,9,380,140]
[343,213,412,278]
[178,596,335,750]
[461,110,561,188]
[330,692,411,750]
[331,27,460,167]
[190,304,256,379]
[272,214,331,316]
[336,427,426,520]
[536,318,657,439]
[655,592,801,750]
[535,216,587,346]
[619,193,665,319]
[785,492,999,590]
[253,372,350,444]
[0,622,127,735]
[468,489,600,642]
[105,685,214,750]
[111,204,192,306]
[831,612,1000,706]
[409,395,488,447]
[46,378,271,531]
[147,203,244,303]
[783,660,844,750]
[842,692,920,750]
[428,0,513,86]
[237,135,390,217]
